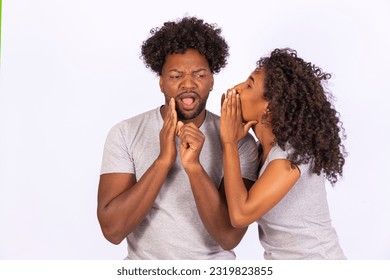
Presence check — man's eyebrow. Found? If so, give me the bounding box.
[193,68,208,72]
[168,69,182,73]
[167,68,208,73]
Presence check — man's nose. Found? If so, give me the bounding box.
[180,73,196,89]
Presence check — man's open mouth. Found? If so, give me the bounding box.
[176,92,200,109]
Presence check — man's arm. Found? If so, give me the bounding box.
[97,99,177,244]
[97,159,173,244]
[187,169,254,250]
[176,122,253,250]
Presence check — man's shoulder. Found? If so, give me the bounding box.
[201,110,220,136]
[203,110,220,129]
[113,107,160,128]
[205,110,220,121]
[125,107,159,122]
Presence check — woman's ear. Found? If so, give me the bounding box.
[261,107,271,127]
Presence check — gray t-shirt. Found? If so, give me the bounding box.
[257,145,346,259]
[101,107,258,259]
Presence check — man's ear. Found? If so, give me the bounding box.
[210,77,214,91]
[159,76,164,92]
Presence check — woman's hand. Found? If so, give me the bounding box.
[220,89,257,145]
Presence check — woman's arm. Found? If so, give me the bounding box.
[223,149,299,228]
[221,91,300,228]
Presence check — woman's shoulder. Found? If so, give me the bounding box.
[268,144,311,175]
[268,144,289,160]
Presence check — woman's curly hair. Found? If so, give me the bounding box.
[141,16,229,75]
[257,48,347,185]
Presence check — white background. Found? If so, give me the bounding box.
[0,0,389,260]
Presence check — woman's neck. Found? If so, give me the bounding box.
[252,125,276,165]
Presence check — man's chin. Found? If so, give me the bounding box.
[175,94,209,120]
[177,110,200,120]
[176,103,206,121]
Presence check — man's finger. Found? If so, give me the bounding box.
[176,121,184,136]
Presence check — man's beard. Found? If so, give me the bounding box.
[176,99,207,120]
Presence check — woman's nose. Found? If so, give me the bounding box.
[233,85,241,94]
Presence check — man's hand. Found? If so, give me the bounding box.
[176,121,205,171]
[158,98,177,167]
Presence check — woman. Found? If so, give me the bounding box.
[221,48,347,259]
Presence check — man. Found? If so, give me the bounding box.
[97,16,258,259]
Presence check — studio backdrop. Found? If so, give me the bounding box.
[0,0,389,259]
